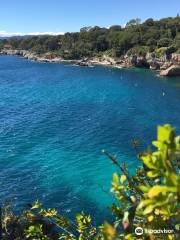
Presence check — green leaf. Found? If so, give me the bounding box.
[147,215,154,222]
[147,171,159,178]
[152,140,162,148]
[157,124,175,143]
[120,174,127,183]
[141,155,157,169]
[143,205,154,214]
[139,185,150,192]
[31,200,41,210]
[148,186,168,198]
[113,173,119,186]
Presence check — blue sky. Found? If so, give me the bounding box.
[0,0,179,36]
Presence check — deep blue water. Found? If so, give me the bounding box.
[0,55,180,223]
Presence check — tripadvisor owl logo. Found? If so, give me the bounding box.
[135,227,143,235]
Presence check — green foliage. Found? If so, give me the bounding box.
[127,46,149,57]
[107,124,180,239]
[25,225,48,240]
[155,47,168,58]
[125,18,141,28]
[1,124,180,239]
[75,213,97,240]
[157,38,173,47]
[1,16,180,59]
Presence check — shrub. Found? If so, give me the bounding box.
[157,38,173,48]
[127,46,149,57]
[155,47,168,58]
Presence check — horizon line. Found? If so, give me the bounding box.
[0,31,65,38]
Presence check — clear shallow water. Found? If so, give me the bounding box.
[0,55,180,223]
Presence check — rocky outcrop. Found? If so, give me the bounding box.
[121,55,150,68]
[160,61,172,70]
[160,65,180,77]
[135,57,150,68]
[149,60,160,70]
[88,56,116,66]
[0,49,64,62]
[1,48,180,77]
[171,53,180,64]
[101,55,116,65]
[0,49,38,60]
[116,55,136,68]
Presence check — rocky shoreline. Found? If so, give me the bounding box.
[0,49,180,77]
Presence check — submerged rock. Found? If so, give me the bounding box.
[160,65,180,77]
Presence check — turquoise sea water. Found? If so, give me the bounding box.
[0,55,180,223]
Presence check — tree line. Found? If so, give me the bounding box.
[0,16,180,59]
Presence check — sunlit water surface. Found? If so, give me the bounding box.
[0,55,180,222]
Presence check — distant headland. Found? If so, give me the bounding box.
[0,16,180,76]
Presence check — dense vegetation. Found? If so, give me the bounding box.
[1,124,179,239]
[0,16,180,59]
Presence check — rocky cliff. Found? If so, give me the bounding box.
[1,49,180,77]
